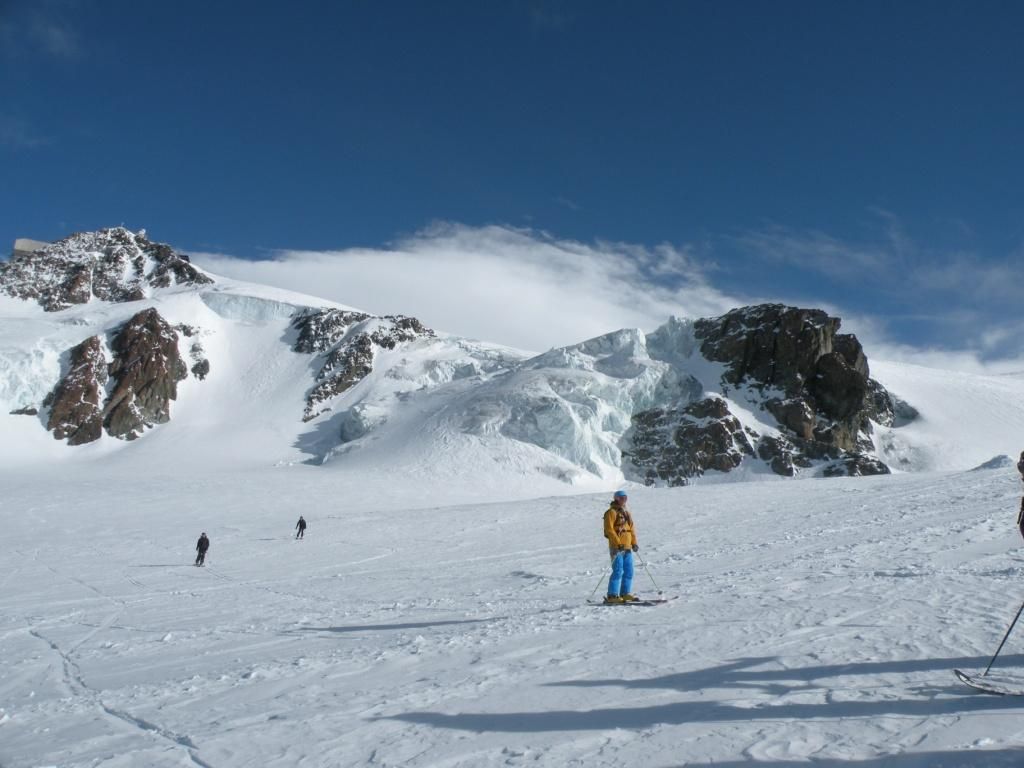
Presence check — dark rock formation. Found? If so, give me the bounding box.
[695,305,839,393]
[0,228,212,311]
[808,351,868,421]
[294,310,434,421]
[304,334,375,420]
[764,397,816,440]
[175,324,210,380]
[190,357,210,381]
[626,397,754,486]
[293,308,370,354]
[692,304,896,477]
[757,435,797,477]
[37,308,201,445]
[103,308,188,440]
[9,406,38,416]
[626,304,902,484]
[43,335,109,445]
[370,316,433,349]
[823,455,891,477]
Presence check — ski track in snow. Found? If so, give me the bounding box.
[3,468,1024,766]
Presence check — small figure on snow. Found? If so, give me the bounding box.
[295,515,307,539]
[195,532,210,566]
[603,490,639,603]
[1017,451,1024,540]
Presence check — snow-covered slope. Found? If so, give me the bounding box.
[3,462,1024,767]
[873,360,1024,472]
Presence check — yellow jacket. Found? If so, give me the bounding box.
[603,504,637,550]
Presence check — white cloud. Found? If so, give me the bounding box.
[193,223,743,352]
[189,220,1024,374]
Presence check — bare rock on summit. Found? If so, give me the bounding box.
[44,335,109,445]
[103,308,188,440]
[0,228,212,311]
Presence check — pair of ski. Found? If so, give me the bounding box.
[955,597,1024,696]
[588,595,676,607]
[953,669,1024,696]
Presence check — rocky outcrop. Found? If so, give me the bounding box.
[293,308,371,353]
[692,304,896,477]
[623,305,901,484]
[0,228,212,311]
[104,308,188,439]
[304,334,375,420]
[43,335,109,445]
[695,305,840,393]
[823,455,891,477]
[764,397,816,440]
[625,397,755,486]
[190,356,210,381]
[42,308,191,445]
[757,435,800,477]
[294,310,434,421]
[176,324,211,381]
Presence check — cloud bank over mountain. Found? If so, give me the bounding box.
[193,222,1024,373]
[193,223,746,353]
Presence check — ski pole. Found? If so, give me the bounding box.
[635,552,663,594]
[984,597,1024,676]
[587,570,607,601]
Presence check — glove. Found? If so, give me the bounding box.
[632,544,639,553]
[617,546,626,553]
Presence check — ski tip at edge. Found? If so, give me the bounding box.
[953,668,1013,696]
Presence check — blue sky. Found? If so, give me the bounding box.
[2,1,1023,363]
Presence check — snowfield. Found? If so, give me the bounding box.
[3,464,1024,767]
[5,257,1024,765]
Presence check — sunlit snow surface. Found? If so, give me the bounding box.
[5,281,1024,765]
[2,467,1024,767]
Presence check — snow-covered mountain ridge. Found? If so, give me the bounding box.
[3,227,1022,491]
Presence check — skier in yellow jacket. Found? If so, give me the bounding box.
[603,490,639,603]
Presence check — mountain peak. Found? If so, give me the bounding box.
[1,227,213,311]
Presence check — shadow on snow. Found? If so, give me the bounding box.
[378,653,1024,734]
[294,618,502,635]
[544,653,1024,696]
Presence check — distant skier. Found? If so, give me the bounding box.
[295,515,307,539]
[603,490,639,603]
[1017,451,1024,540]
[195,532,210,566]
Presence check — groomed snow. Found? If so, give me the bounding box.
[2,464,1024,767]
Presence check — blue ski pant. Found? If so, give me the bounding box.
[607,549,634,597]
